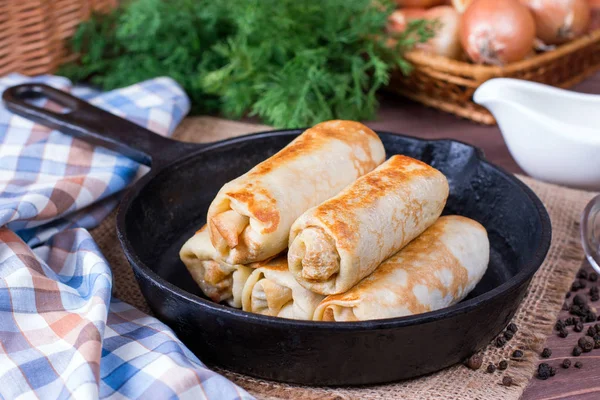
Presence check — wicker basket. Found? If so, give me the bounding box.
[0,0,117,76]
[389,30,600,124]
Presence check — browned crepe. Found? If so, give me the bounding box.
[288,155,449,295]
[313,216,490,321]
[206,120,386,265]
[179,226,253,308]
[241,256,324,320]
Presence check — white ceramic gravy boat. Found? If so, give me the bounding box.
[474,78,600,191]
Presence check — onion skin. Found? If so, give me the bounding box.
[521,0,591,44]
[422,6,462,58]
[460,0,536,65]
[451,0,475,13]
[388,6,462,59]
[588,0,600,31]
[395,0,445,7]
[387,8,427,33]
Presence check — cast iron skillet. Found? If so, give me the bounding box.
[3,83,551,386]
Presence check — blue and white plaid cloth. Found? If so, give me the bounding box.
[0,74,252,399]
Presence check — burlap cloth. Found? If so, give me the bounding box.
[90,117,598,399]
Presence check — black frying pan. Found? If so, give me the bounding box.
[3,84,551,386]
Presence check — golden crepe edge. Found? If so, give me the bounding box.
[242,255,325,320]
[179,226,253,308]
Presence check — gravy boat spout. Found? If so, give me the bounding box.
[474,78,600,191]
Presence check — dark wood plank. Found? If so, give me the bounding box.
[367,91,522,174]
[370,72,600,400]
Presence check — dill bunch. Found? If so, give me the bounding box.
[60,0,434,127]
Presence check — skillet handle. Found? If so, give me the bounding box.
[2,83,186,167]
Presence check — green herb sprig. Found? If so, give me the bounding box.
[60,0,435,128]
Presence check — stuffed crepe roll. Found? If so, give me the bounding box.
[313,216,489,321]
[207,120,386,265]
[179,226,253,308]
[242,256,325,320]
[289,155,449,295]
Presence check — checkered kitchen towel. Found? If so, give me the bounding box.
[0,75,253,400]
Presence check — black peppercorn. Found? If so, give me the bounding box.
[507,323,518,333]
[558,328,569,338]
[574,320,584,332]
[570,303,591,317]
[591,285,599,294]
[498,360,508,370]
[555,320,565,331]
[570,304,583,316]
[593,335,600,349]
[586,312,597,322]
[575,361,583,369]
[565,317,575,326]
[495,336,507,347]
[578,270,589,280]
[573,294,586,306]
[562,359,571,369]
[487,363,496,373]
[587,326,596,337]
[590,273,598,282]
[566,291,572,298]
[578,336,594,352]
[592,294,600,302]
[504,330,514,341]
[537,363,555,380]
[512,349,524,358]
[464,354,483,370]
[573,346,583,356]
[541,348,552,358]
[572,280,584,291]
[502,376,513,387]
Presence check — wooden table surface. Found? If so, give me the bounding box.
[369,74,600,400]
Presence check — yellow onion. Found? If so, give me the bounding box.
[451,0,475,13]
[395,0,445,7]
[388,6,462,59]
[521,0,590,44]
[460,0,536,64]
[387,8,427,33]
